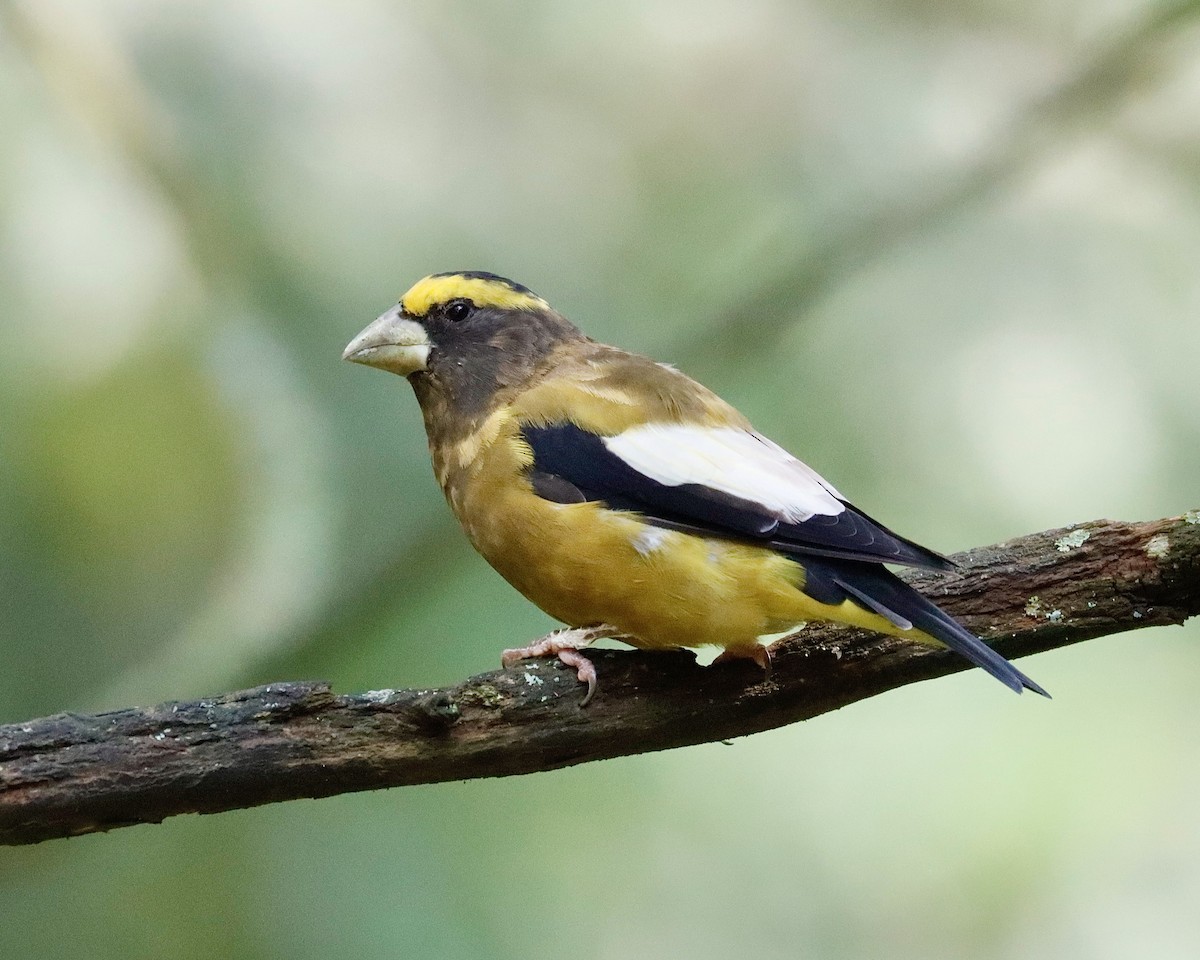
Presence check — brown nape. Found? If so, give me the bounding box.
[410,304,586,445]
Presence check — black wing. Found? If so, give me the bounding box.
[522,423,953,570]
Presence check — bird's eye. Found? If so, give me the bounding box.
[444,299,473,322]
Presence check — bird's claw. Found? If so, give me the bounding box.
[501,625,617,706]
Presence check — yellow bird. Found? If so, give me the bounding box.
[344,271,1047,703]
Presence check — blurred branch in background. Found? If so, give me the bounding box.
[3,512,1197,847]
[1,0,292,304]
[695,0,1200,363]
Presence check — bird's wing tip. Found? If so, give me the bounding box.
[1009,668,1051,698]
[1021,677,1052,699]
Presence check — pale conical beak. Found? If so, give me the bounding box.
[342,305,431,376]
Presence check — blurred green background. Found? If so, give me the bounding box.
[2,0,1199,957]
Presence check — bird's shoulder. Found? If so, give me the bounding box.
[509,340,749,435]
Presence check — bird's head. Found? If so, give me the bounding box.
[343,271,585,411]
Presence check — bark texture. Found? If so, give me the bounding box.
[2,513,1197,846]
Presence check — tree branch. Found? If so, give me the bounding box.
[3,513,1197,846]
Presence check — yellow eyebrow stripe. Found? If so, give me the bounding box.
[401,274,548,317]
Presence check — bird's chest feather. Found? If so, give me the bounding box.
[432,410,595,574]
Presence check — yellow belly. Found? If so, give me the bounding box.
[459,485,901,655]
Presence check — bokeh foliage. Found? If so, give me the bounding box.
[2,1,1199,957]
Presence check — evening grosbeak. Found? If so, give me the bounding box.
[343,271,1047,704]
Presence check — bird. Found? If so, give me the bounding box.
[343,271,1047,704]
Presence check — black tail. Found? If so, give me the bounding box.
[801,559,1050,697]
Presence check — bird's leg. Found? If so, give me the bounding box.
[711,643,773,681]
[501,625,619,706]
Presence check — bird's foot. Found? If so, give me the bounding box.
[501,625,619,707]
[712,644,773,681]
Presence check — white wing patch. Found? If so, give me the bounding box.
[603,424,845,523]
